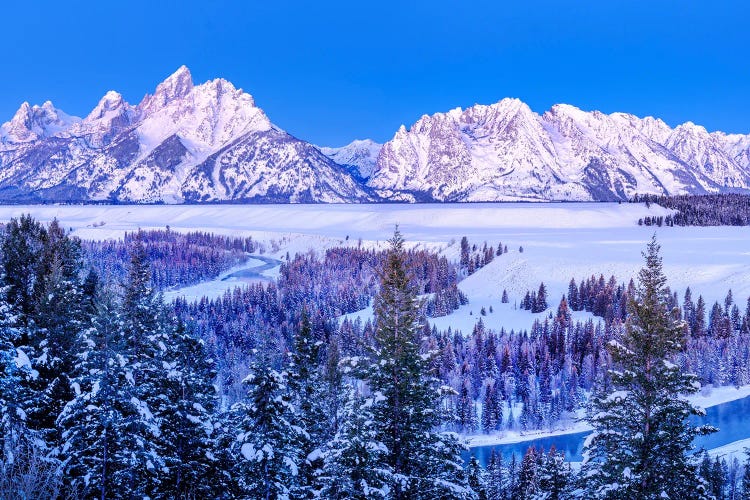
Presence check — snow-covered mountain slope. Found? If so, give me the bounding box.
[0,66,372,203]
[319,139,382,180]
[369,98,750,201]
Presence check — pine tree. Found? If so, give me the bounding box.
[114,236,169,497]
[57,298,125,499]
[457,381,478,433]
[229,355,304,499]
[468,455,488,500]
[517,446,540,499]
[482,384,498,433]
[151,320,219,499]
[534,283,548,313]
[287,311,329,498]
[534,446,570,500]
[364,228,475,499]
[0,279,33,467]
[26,220,89,438]
[486,449,506,500]
[320,386,389,499]
[581,236,714,499]
[0,214,46,322]
[684,287,695,332]
[568,279,579,311]
[741,450,750,499]
[695,295,707,336]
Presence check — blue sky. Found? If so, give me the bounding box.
[1,0,748,145]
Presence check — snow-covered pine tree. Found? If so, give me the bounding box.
[0,278,34,467]
[111,236,170,496]
[534,283,548,313]
[485,449,507,500]
[0,220,67,496]
[516,446,540,499]
[57,297,124,498]
[287,311,329,498]
[229,352,304,499]
[581,236,714,499]
[533,446,571,500]
[0,215,46,323]
[26,220,90,440]
[468,455,488,500]
[742,450,750,498]
[364,228,475,500]
[320,385,390,499]
[457,380,479,433]
[60,238,173,498]
[151,320,219,499]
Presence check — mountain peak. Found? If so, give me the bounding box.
[2,100,79,142]
[86,91,127,121]
[163,65,193,89]
[138,66,195,115]
[11,101,32,122]
[319,139,383,180]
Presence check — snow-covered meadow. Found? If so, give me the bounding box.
[2,202,747,330]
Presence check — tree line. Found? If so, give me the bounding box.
[633,193,750,226]
[82,228,257,291]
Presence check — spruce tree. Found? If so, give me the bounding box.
[741,450,750,499]
[535,447,570,500]
[320,386,389,499]
[0,280,32,466]
[287,311,328,498]
[57,298,125,498]
[364,228,475,499]
[468,455,488,500]
[114,236,168,497]
[0,214,46,322]
[60,239,172,498]
[517,446,540,499]
[229,355,304,499]
[581,236,714,499]
[26,220,89,438]
[151,320,219,499]
[486,449,507,500]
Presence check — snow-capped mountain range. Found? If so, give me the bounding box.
[1,67,748,203]
[369,99,750,201]
[0,66,372,203]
